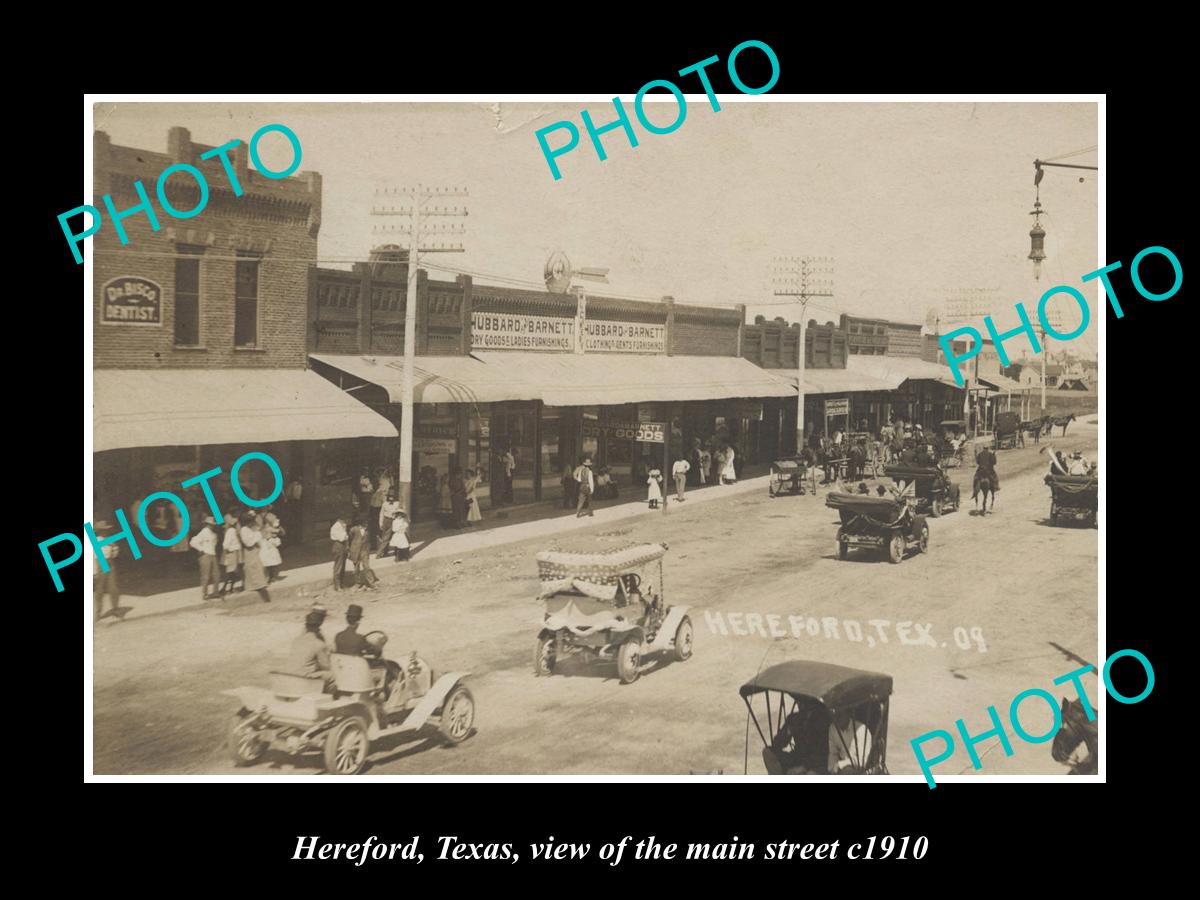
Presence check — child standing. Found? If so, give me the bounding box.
[646,464,664,509]
[391,508,411,561]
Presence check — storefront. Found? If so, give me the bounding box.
[93,369,399,553]
[310,351,794,518]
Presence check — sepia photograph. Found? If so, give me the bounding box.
[83,98,1100,780]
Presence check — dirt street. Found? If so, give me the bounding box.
[93,427,1098,776]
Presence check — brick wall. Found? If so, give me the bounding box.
[92,128,320,370]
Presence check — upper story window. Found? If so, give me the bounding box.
[174,245,204,346]
[235,252,261,348]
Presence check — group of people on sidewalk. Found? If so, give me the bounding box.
[436,467,484,530]
[330,495,411,595]
[179,506,286,609]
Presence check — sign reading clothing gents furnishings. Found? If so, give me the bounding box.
[470,311,666,353]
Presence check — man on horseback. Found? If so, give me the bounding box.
[973,444,1000,499]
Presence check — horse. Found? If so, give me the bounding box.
[1052,413,1076,437]
[1051,697,1098,775]
[972,469,995,514]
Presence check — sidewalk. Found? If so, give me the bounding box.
[97,474,771,625]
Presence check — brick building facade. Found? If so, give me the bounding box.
[91,128,395,552]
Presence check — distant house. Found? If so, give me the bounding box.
[1059,378,1089,391]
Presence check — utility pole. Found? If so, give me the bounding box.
[772,257,834,454]
[370,185,468,517]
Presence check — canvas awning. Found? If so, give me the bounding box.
[93,369,399,452]
[845,355,965,390]
[310,352,797,406]
[769,368,896,394]
[976,373,1027,394]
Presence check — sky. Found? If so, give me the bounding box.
[92,99,1099,356]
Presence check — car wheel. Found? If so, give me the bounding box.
[534,630,556,677]
[323,717,369,776]
[931,499,942,518]
[439,685,475,745]
[836,527,848,560]
[673,616,694,662]
[228,709,267,767]
[917,524,930,554]
[887,532,905,564]
[1050,501,1058,525]
[616,640,641,684]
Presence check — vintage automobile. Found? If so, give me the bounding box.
[222,634,474,775]
[1045,473,1098,527]
[884,464,961,517]
[768,456,812,497]
[533,543,693,685]
[740,660,892,775]
[827,490,929,563]
[993,411,1024,450]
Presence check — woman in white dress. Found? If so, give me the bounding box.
[646,465,664,509]
[721,445,737,484]
[465,468,483,524]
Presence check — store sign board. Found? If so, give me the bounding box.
[583,421,666,443]
[824,398,850,417]
[582,320,665,353]
[101,276,162,326]
[414,437,457,454]
[471,312,574,350]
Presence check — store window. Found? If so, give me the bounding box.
[174,245,203,346]
[234,252,260,348]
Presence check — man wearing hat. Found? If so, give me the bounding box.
[189,515,221,601]
[289,608,335,690]
[335,604,370,655]
[93,519,122,621]
[573,456,595,518]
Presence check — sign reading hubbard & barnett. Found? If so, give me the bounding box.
[471,312,574,351]
[471,311,666,353]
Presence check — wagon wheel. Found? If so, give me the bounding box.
[228,709,267,767]
[439,685,475,745]
[886,532,905,564]
[616,640,642,684]
[673,616,694,662]
[836,527,848,560]
[323,717,370,776]
[533,630,557,676]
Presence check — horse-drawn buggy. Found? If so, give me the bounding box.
[223,639,475,775]
[826,490,929,564]
[883,464,961,517]
[993,411,1024,450]
[533,543,693,685]
[1045,473,1098,527]
[768,455,812,497]
[740,660,892,775]
[938,420,968,467]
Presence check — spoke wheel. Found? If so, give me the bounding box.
[917,524,930,553]
[887,533,905,564]
[533,631,556,676]
[228,710,266,767]
[323,717,369,776]
[439,686,475,745]
[673,616,694,662]
[616,640,641,684]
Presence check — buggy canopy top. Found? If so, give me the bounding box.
[536,543,668,597]
[739,660,893,710]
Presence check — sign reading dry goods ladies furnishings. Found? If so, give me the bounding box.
[582,422,666,443]
[101,276,163,325]
[471,312,575,350]
[582,320,666,353]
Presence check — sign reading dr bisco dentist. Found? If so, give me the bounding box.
[471,312,575,350]
[101,276,162,325]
